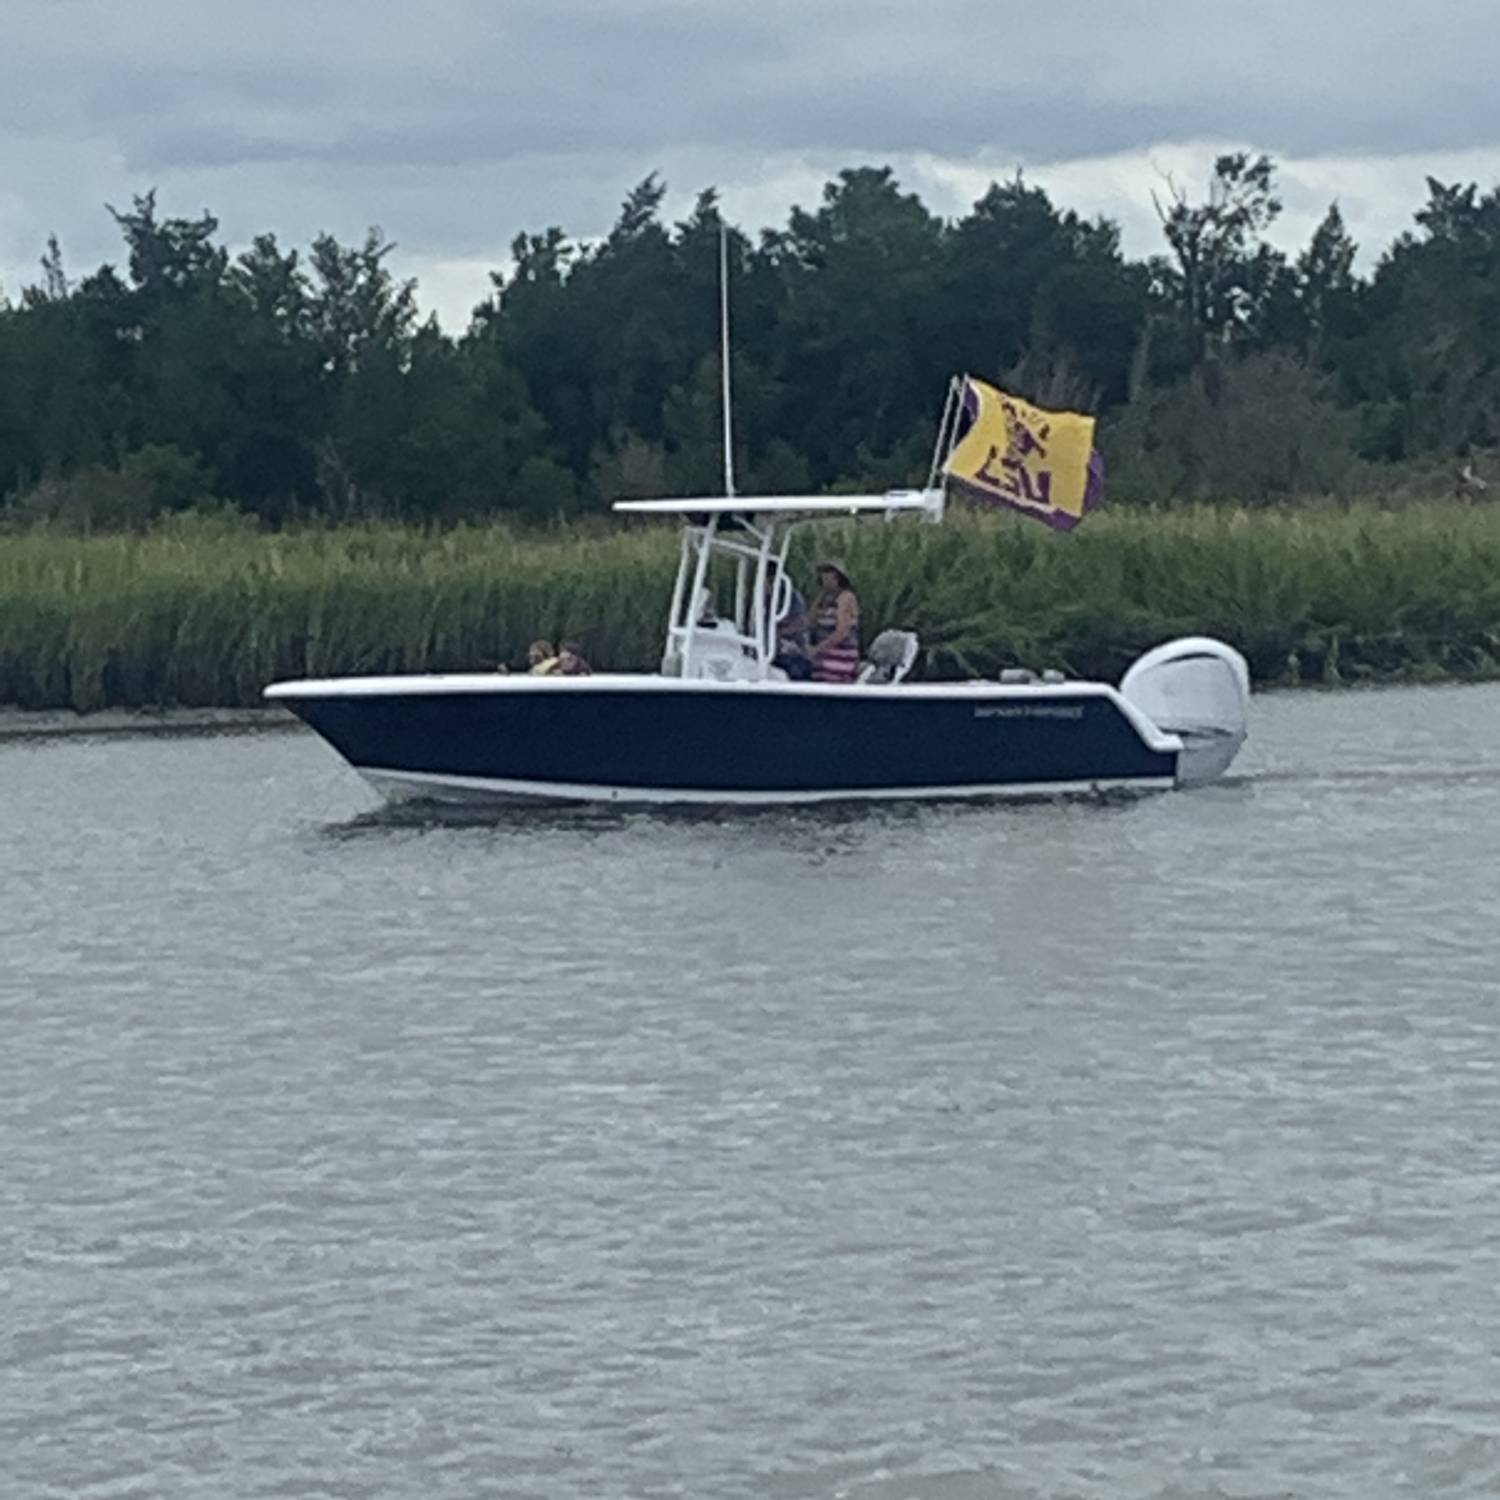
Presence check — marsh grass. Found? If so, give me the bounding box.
[6,503,1500,710]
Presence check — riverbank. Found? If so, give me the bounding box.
[4,503,1500,710]
[0,705,293,740]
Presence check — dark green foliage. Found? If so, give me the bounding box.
[2,158,1499,525]
[1104,352,1360,505]
[942,174,1147,408]
[1152,153,1288,362]
[1330,178,1500,462]
[3,444,220,531]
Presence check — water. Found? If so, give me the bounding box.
[4,685,1500,1499]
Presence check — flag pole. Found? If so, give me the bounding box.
[925,375,962,494]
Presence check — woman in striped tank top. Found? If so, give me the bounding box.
[809,560,861,683]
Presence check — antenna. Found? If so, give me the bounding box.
[719,224,736,499]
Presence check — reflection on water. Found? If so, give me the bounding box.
[5,684,1500,1500]
[321,781,1171,841]
[321,798,642,837]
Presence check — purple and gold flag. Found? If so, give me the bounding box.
[944,377,1102,530]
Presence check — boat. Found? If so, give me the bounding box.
[265,481,1248,805]
[266,239,1249,807]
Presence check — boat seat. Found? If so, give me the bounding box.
[858,630,920,685]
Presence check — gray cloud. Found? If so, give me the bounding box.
[11,0,1500,168]
[3,0,1499,311]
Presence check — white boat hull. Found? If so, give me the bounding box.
[359,765,1177,808]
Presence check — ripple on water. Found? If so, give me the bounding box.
[4,688,1500,1498]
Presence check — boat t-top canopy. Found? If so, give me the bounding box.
[612,487,944,519]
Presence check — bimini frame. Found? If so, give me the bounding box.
[613,491,945,680]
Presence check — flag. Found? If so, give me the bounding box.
[943,376,1102,531]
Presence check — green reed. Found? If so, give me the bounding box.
[5,503,1500,710]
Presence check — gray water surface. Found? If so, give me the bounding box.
[4,686,1500,1499]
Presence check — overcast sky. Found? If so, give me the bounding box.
[5,0,1499,328]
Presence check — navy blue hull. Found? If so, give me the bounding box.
[279,682,1177,799]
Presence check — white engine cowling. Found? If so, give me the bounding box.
[1120,637,1250,787]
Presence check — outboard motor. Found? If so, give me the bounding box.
[1120,637,1250,787]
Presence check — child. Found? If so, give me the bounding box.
[555,641,593,676]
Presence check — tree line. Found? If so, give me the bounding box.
[1,157,1496,527]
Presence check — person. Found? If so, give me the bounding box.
[555,640,593,676]
[765,559,813,679]
[527,639,559,675]
[809,559,861,683]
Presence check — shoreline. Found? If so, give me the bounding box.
[0,705,298,741]
[6,677,1500,743]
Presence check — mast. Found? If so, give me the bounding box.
[719,224,736,500]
